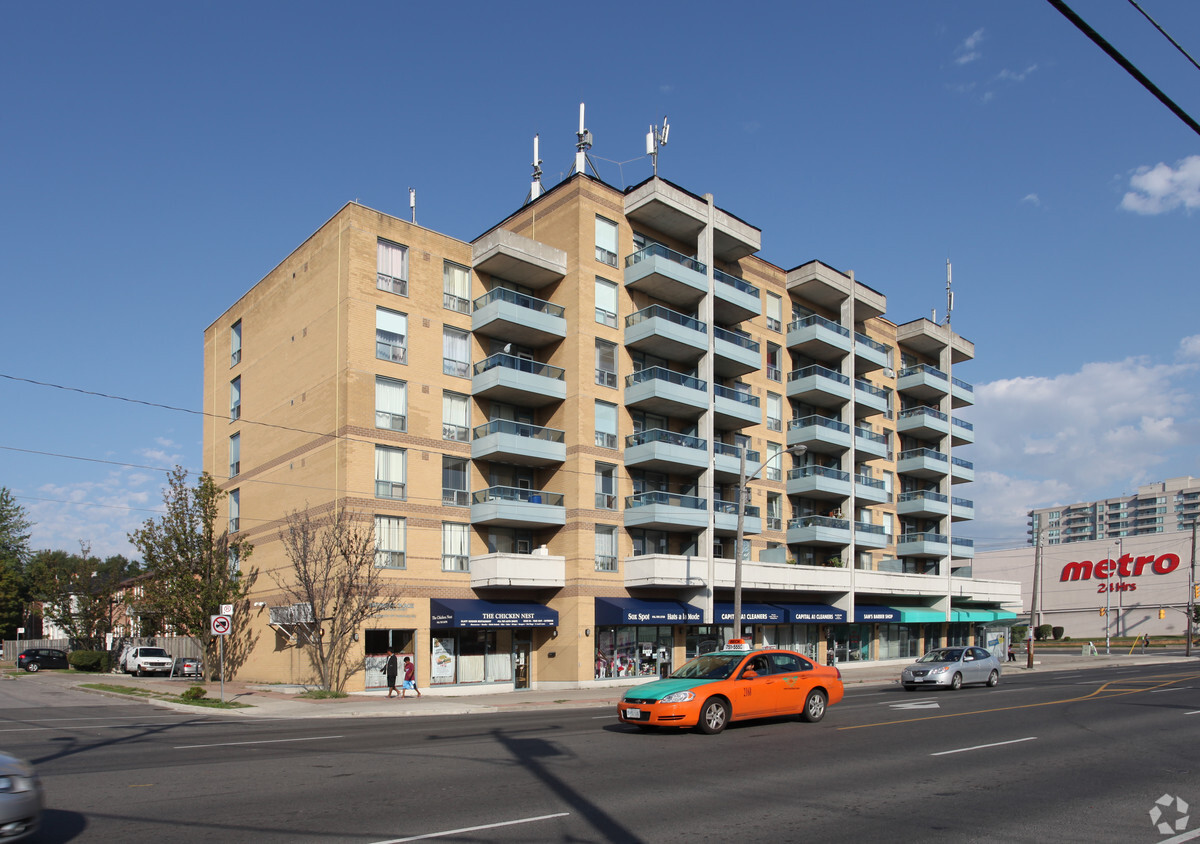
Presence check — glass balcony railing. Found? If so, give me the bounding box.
[713,326,760,353]
[626,428,705,450]
[473,287,565,318]
[625,243,707,275]
[855,428,887,446]
[855,475,886,492]
[625,366,706,391]
[790,415,851,435]
[899,490,948,504]
[788,314,850,338]
[713,384,760,407]
[713,499,761,518]
[952,456,974,471]
[898,363,948,381]
[855,379,889,400]
[899,406,947,423]
[788,515,850,531]
[712,267,760,297]
[714,442,760,464]
[952,418,974,434]
[787,365,850,386]
[472,419,565,443]
[854,332,890,355]
[899,448,948,463]
[472,486,563,506]
[787,465,851,483]
[473,354,565,381]
[625,491,707,510]
[951,376,974,394]
[625,304,707,333]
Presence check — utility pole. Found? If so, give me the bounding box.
[1189,523,1196,657]
[1028,530,1042,670]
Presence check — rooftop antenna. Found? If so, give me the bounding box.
[944,259,954,326]
[646,116,669,177]
[409,187,416,224]
[574,102,594,176]
[529,134,544,201]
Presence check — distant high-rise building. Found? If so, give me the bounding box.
[1028,477,1200,545]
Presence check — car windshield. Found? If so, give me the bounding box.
[141,648,169,658]
[671,654,741,681]
[918,649,963,663]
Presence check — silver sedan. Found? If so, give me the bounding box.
[0,752,42,842]
[901,646,1001,691]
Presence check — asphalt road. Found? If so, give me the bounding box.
[4,663,1200,843]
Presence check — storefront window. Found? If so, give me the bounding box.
[685,626,724,659]
[877,624,921,660]
[762,624,819,661]
[947,623,972,647]
[595,625,673,679]
[829,624,871,663]
[430,630,514,685]
[364,628,415,689]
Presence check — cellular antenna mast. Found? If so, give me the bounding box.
[409,187,416,224]
[944,259,954,326]
[646,116,669,177]
[574,102,594,176]
[529,134,544,202]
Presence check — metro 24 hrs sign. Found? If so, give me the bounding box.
[1059,552,1181,594]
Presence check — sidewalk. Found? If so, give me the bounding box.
[47,651,1197,721]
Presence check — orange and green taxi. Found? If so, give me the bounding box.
[618,643,844,734]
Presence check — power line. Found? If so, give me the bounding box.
[1046,0,1200,138]
[1126,0,1200,74]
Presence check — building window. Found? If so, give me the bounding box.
[229,377,241,421]
[595,400,618,449]
[595,216,619,267]
[766,493,782,531]
[228,488,240,532]
[377,240,408,296]
[230,320,242,367]
[766,343,782,382]
[443,261,471,314]
[631,529,669,556]
[767,392,783,433]
[442,522,470,572]
[375,515,406,569]
[595,525,617,572]
[376,307,408,364]
[765,442,782,481]
[374,446,406,500]
[596,462,617,509]
[765,293,782,333]
[595,277,618,327]
[595,339,617,388]
[375,376,407,432]
[229,433,240,478]
[443,326,470,377]
[443,391,470,442]
[443,457,469,507]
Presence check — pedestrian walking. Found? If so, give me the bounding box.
[384,649,399,698]
[401,655,421,698]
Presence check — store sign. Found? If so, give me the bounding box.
[1059,553,1181,582]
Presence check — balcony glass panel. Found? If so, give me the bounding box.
[625,491,707,510]
[712,267,760,297]
[625,304,706,334]
[788,365,850,386]
[789,314,850,339]
[471,486,564,506]
[472,419,565,443]
[625,367,706,391]
[626,429,706,450]
[473,354,566,381]
[713,326,760,353]
[624,243,707,276]
[713,384,760,408]
[473,287,565,318]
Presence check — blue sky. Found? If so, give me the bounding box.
[3,1,1199,557]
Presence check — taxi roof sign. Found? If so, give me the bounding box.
[724,638,751,651]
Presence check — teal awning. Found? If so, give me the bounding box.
[951,609,996,622]
[896,608,947,623]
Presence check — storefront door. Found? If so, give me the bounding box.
[513,639,531,689]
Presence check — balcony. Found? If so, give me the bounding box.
[897,490,949,518]
[786,365,851,408]
[712,267,761,324]
[786,261,886,320]
[897,406,949,440]
[951,456,974,484]
[624,491,709,532]
[855,521,889,550]
[712,442,761,482]
[471,420,566,467]
[712,384,761,429]
[950,417,974,446]
[787,465,851,500]
[471,228,568,289]
[897,531,949,558]
[854,379,890,417]
[855,474,889,504]
[895,317,974,364]
[472,354,566,406]
[951,376,975,409]
[470,551,566,589]
[470,486,566,528]
[952,536,975,559]
[624,244,708,306]
[624,305,707,363]
[712,498,762,535]
[625,429,708,474]
[786,314,851,363]
[787,415,851,454]
[952,496,975,521]
[854,332,890,373]
[897,364,950,401]
[897,447,949,479]
[854,427,888,460]
[713,327,760,378]
[787,515,851,547]
[472,288,566,348]
[623,177,761,262]
[624,367,708,418]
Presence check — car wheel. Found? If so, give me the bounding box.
[987,670,999,687]
[698,697,729,734]
[903,684,917,692]
[801,689,828,723]
[950,672,963,690]
[135,666,144,677]
[25,662,39,673]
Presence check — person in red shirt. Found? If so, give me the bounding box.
[401,656,421,698]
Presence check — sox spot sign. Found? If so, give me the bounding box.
[211,614,232,636]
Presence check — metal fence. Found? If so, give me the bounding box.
[4,635,202,666]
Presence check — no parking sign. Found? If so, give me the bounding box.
[210,614,232,636]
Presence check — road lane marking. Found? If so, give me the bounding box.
[931,737,1037,756]
[174,735,343,749]
[879,698,936,706]
[891,701,941,710]
[371,812,570,843]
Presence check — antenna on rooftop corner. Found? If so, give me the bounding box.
[529,134,544,202]
[409,187,416,224]
[574,102,594,177]
[944,259,954,326]
[646,116,669,177]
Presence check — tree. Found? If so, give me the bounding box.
[273,507,401,692]
[0,488,33,638]
[130,467,255,675]
[26,545,139,649]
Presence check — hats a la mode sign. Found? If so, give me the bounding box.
[1059,552,1181,593]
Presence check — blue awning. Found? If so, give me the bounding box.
[429,599,558,629]
[855,606,901,623]
[594,598,702,626]
[715,603,787,624]
[771,603,847,623]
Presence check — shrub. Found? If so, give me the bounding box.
[1037,624,1053,642]
[181,686,207,700]
[1012,625,1028,642]
[68,651,112,672]
[1052,626,1065,641]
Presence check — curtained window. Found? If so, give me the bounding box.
[375,376,407,432]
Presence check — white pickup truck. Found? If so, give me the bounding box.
[121,646,174,676]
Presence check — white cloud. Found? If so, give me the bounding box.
[997,64,1037,83]
[967,352,1200,547]
[1021,193,1040,206]
[955,28,985,65]
[1120,155,1200,215]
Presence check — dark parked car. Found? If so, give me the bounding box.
[17,649,69,673]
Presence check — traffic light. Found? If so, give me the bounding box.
[1159,609,1166,619]
[1194,584,1200,599]
[1099,607,1107,616]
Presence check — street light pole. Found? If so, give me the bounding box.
[732,443,807,643]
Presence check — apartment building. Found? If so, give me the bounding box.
[203,169,1019,691]
[1028,477,1200,546]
